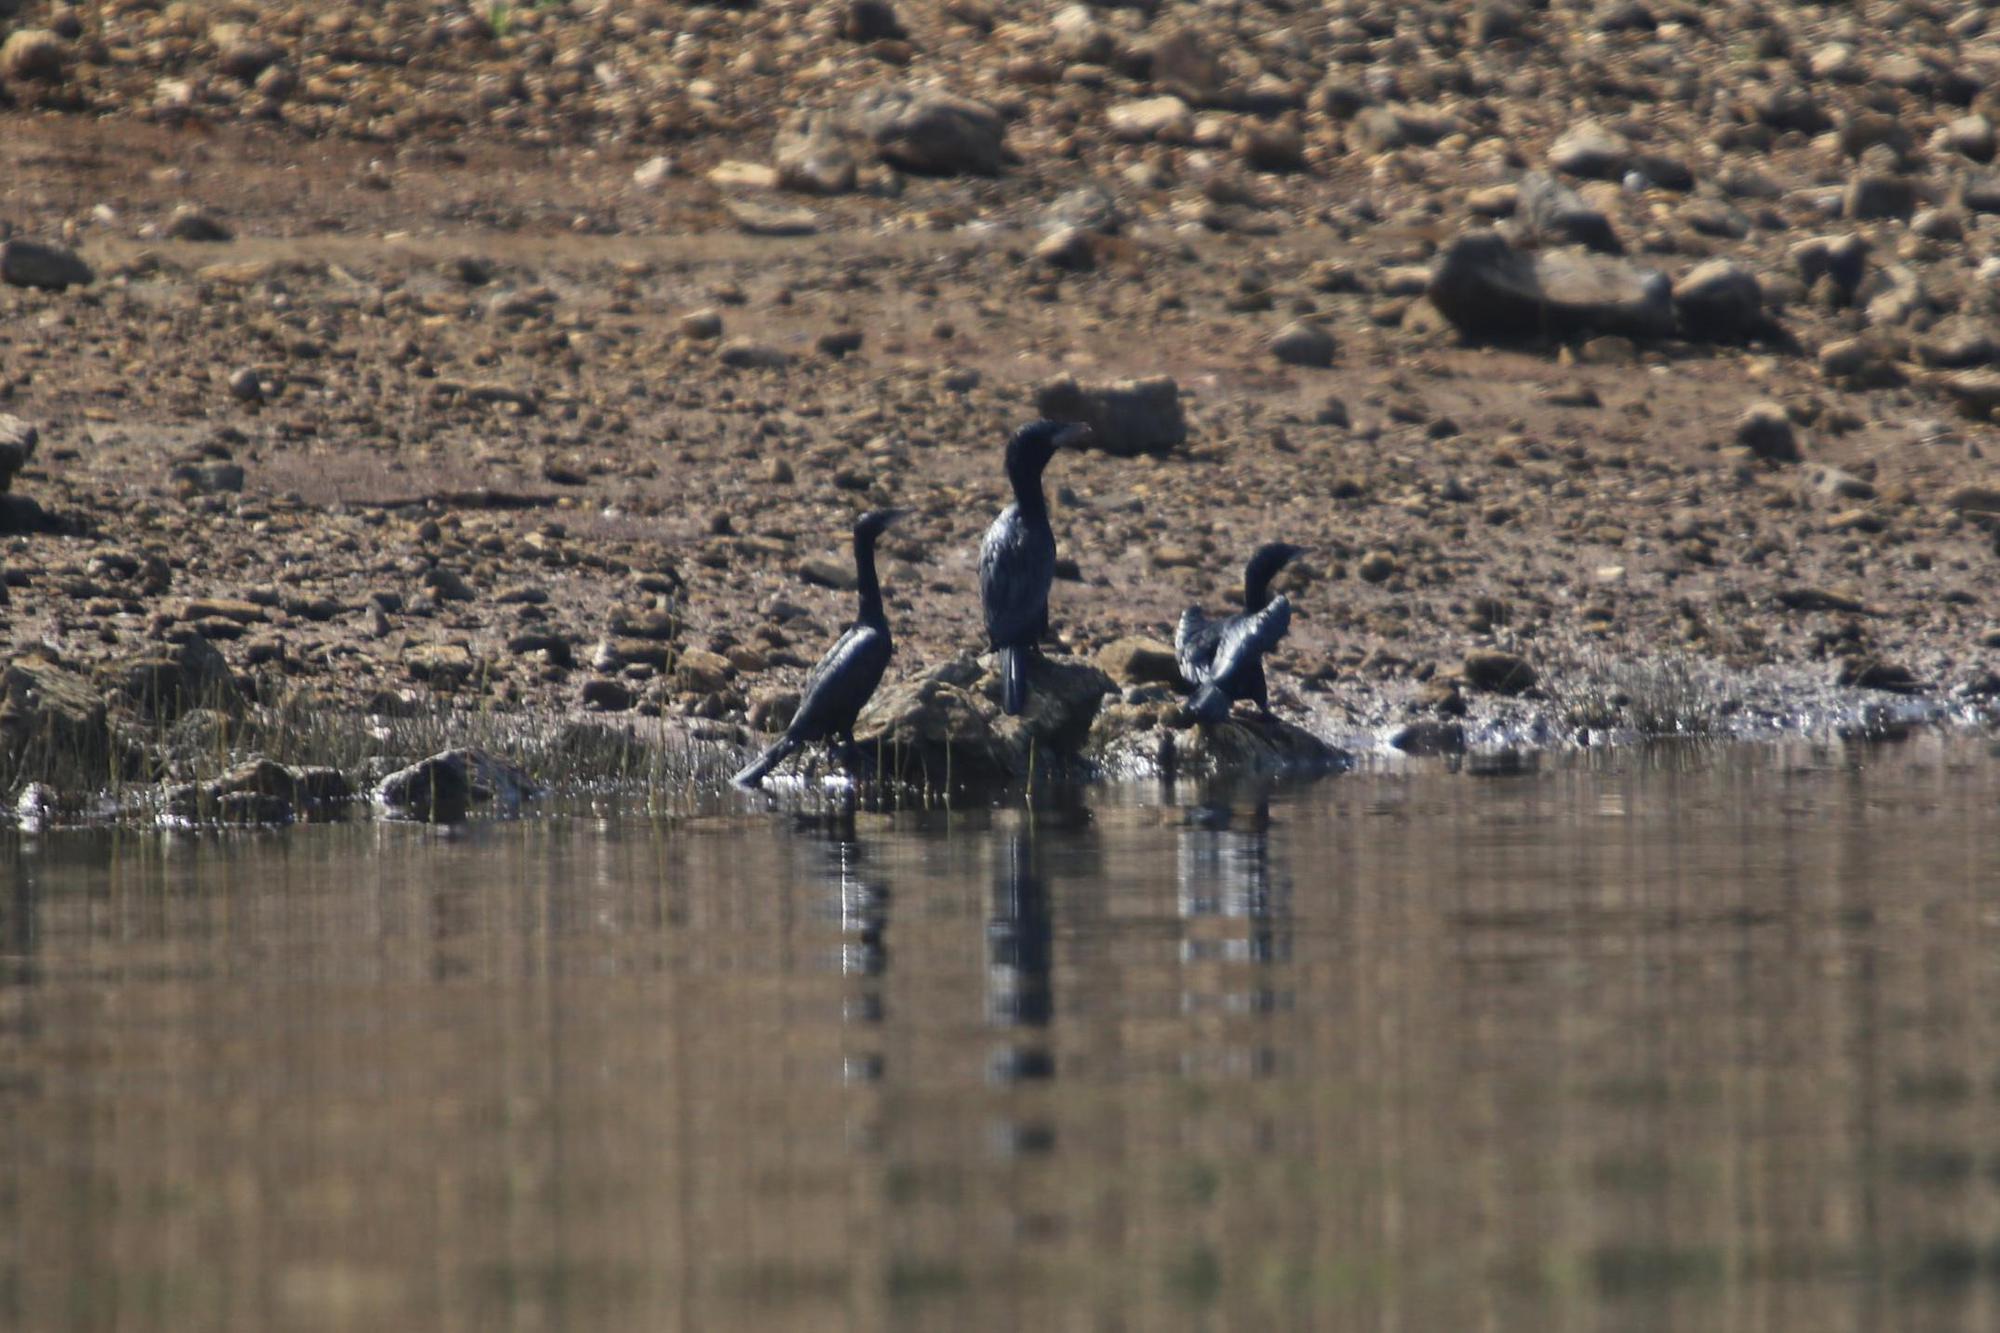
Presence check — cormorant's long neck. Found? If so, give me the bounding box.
[1243,567,1272,613]
[1008,460,1049,523]
[853,532,887,629]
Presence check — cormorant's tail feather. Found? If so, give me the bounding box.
[733,734,801,788]
[1186,682,1232,724]
[1001,647,1028,716]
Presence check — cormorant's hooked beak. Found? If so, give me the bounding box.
[856,507,909,541]
[1052,422,1094,450]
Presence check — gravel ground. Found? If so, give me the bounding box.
[3,0,2000,800]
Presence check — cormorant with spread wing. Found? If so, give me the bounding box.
[1176,542,1305,723]
[979,420,1089,715]
[734,508,906,787]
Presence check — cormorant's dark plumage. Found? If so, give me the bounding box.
[979,420,1087,715]
[1176,542,1305,722]
[734,508,905,788]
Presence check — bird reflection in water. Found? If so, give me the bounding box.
[797,808,890,1090]
[1177,794,1293,1080]
[986,823,1058,1155]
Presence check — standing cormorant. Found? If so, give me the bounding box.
[734,508,906,788]
[980,420,1089,715]
[1176,542,1305,723]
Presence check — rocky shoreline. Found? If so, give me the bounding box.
[5,0,2000,823]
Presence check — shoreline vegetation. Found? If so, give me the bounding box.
[3,638,1982,830]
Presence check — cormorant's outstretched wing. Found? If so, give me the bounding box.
[1176,606,1222,687]
[979,506,1055,648]
[790,622,890,742]
[1211,596,1291,685]
[1186,597,1292,724]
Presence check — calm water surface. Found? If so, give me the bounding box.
[4,739,2000,1331]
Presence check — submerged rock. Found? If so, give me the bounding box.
[374,748,541,823]
[165,758,355,825]
[1389,719,1468,756]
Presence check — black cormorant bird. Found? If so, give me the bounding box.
[734,508,906,788]
[1176,542,1305,723]
[980,419,1089,715]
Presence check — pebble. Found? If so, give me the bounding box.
[0,29,67,83]
[0,237,93,290]
[1736,403,1800,463]
[1095,636,1180,687]
[1548,122,1631,180]
[1844,174,1916,221]
[227,367,264,402]
[164,205,234,242]
[1463,650,1536,695]
[1357,551,1397,583]
[679,309,724,341]
[1106,95,1191,143]
[631,156,674,190]
[1269,320,1337,368]
[1033,225,1096,271]
[840,0,905,42]
[717,338,789,370]
[580,678,634,711]
[421,567,476,602]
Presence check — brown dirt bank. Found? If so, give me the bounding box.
[3,1,2000,803]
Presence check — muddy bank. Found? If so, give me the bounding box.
[4,2,2000,812]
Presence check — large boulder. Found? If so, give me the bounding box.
[854,654,1117,789]
[1088,702,1349,781]
[0,237,94,291]
[1034,374,1186,456]
[0,655,114,780]
[1427,229,1674,343]
[852,667,1013,788]
[0,415,35,494]
[105,634,240,722]
[850,87,1006,176]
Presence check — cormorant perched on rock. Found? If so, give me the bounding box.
[979,419,1089,715]
[1176,542,1305,723]
[734,508,906,788]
